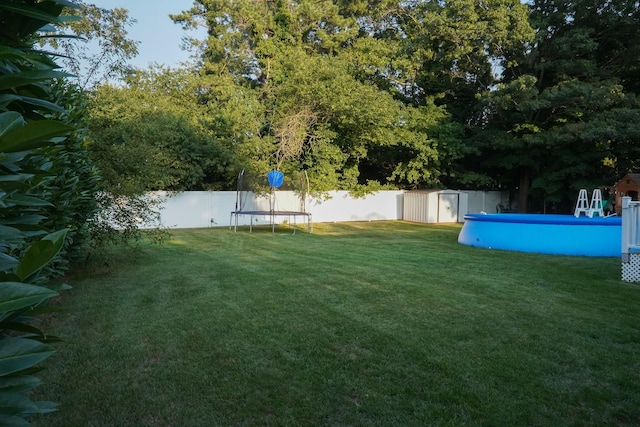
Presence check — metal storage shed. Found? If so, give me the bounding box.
[403,190,468,223]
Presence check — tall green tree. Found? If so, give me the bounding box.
[388,0,534,188]
[46,0,139,88]
[171,0,459,190]
[477,0,640,212]
[87,66,233,192]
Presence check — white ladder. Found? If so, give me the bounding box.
[588,189,604,218]
[574,189,590,217]
[574,189,605,218]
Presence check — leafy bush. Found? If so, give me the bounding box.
[0,0,84,424]
[90,191,169,248]
[42,80,101,271]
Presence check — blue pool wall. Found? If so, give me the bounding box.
[457,213,622,257]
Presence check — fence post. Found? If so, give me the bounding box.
[621,196,640,283]
[622,196,631,263]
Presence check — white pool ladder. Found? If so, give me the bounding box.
[589,189,604,217]
[574,189,590,217]
[574,189,604,218]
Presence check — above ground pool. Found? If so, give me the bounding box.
[458,213,621,257]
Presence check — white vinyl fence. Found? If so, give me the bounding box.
[143,190,507,229]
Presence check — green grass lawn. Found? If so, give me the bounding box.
[34,221,640,426]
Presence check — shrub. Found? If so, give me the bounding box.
[0,0,83,423]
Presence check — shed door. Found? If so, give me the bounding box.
[438,193,459,223]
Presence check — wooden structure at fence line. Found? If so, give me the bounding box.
[621,196,640,282]
[614,173,640,215]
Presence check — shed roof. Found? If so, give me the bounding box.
[620,173,640,185]
[404,189,461,194]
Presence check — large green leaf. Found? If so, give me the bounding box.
[0,376,40,394]
[0,152,30,167]
[0,113,25,139]
[0,274,19,286]
[4,194,52,207]
[0,283,57,313]
[0,225,23,239]
[2,216,46,226]
[0,120,74,153]
[0,4,65,25]
[0,47,27,62]
[0,175,33,183]
[0,392,38,416]
[0,95,22,110]
[15,230,68,281]
[0,70,71,91]
[0,338,53,377]
[0,414,30,426]
[0,254,19,274]
[0,95,65,114]
[0,392,55,417]
[21,50,59,70]
[1,322,48,339]
[14,242,53,281]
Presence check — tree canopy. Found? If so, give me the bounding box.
[475,0,640,211]
[68,0,640,212]
[165,0,534,192]
[88,66,233,192]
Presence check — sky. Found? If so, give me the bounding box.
[95,0,205,68]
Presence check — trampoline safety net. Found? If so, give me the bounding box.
[230,169,312,234]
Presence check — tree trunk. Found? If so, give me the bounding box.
[517,168,531,213]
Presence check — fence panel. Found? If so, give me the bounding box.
[143,189,508,230]
[621,196,640,282]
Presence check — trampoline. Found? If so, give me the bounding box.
[229,169,312,234]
